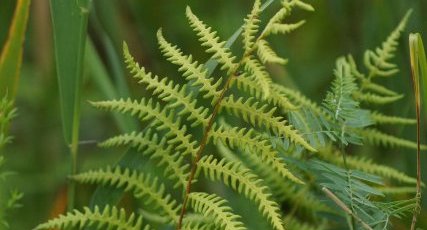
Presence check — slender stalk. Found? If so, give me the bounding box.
[177,25,268,229]
[408,33,423,230]
[177,1,287,227]
[67,106,81,211]
[322,187,373,230]
[176,72,237,229]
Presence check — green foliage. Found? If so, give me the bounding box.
[36,1,422,229]
[189,192,246,230]
[34,205,149,230]
[0,95,22,228]
[0,0,31,97]
[307,160,415,229]
[0,95,16,149]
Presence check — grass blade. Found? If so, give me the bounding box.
[408,33,426,230]
[0,0,31,97]
[86,38,137,132]
[49,0,91,210]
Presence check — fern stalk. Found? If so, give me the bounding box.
[177,68,239,230]
[178,1,287,228]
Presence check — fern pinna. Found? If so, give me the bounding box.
[36,1,421,230]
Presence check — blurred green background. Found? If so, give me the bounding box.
[0,0,426,229]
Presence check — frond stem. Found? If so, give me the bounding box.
[176,71,237,230]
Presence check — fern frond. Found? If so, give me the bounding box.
[34,205,148,230]
[189,192,246,230]
[244,57,272,98]
[265,20,306,36]
[242,0,261,53]
[234,76,297,110]
[91,98,197,156]
[99,130,189,188]
[317,147,417,184]
[217,141,328,215]
[157,29,222,102]
[364,10,411,78]
[361,80,399,96]
[271,83,327,117]
[284,215,326,230]
[257,40,288,65]
[181,214,214,230]
[210,125,303,184]
[356,128,426,150]
[377,186,417,195]
[287,0,315,12]
[370,111,416,125]
[197,155,285,230]
[323,58,359,122]
[353,91,403,104]
[186,6,237,74]
[72,167,180,223]
[182,222,214,230]
[123,42,210,126]
[222,95,316,151]
[0,95,16,149]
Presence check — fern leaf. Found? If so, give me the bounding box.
[284,215,326,230]
[186,6,237,74]
[353,91,403,104]
[182,222,214,230]
[263,8,287,36]
[91,98,198,156]
[378,186,417,195]
[216,139,329,216]
[181,214,214,230]
[222,95,316,151]
[242,0,261,52]
[210,125,303,184]
[234,76,297,110]
[318,147,417,184]
[370,111,416,125]
[197,155,285,230]
[260,0,312,37]
[265,20,306,36]
[157,29,222,102]
[34,205,148,230]
[271,83,327,117]
[123,42,210,126]
[356,128,427,150]
[72,167,180,223]
[287,0,315,12]
[99,130,189,188]
[364,10,411,78]
[323,58,359,122]
[361,80,399,96]
[189,192,246,230]
[244,57,272,98]
[257,40,288,65]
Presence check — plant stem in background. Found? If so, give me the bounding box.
[0,0,31,97]
[409,33,426,230]
[49,0,92,211]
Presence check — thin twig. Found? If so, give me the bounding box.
[322,187,373,230]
